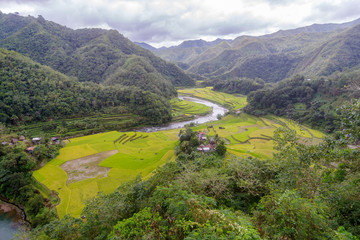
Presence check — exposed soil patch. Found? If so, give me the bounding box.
[61,150,118,184]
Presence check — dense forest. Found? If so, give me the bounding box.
[212,77,266,95]
[0,12,195,98]
[244,69,360,131]
[0,49,172,125]
[19,107,360,239]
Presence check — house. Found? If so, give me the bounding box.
[11,138,18,144]
[19,136,26,141]
[26,146,36,154]
[1,142,8,146]
[197,144,212,153]
[32,137,41,144]
[51,136,60,144]
[197,132,207,141]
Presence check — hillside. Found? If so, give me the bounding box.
[149,18,360,83]
[244,69,360,131]
[0,13,195,97]
[0,48,172,125]
[153,38,230,68]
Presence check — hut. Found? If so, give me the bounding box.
[32,137,41,144]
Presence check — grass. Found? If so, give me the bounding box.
[178,87,247,110]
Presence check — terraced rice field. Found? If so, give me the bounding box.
[170,98,212,120]
[192,113,325,160]
[178,87,247,110]
[33,130,179,218]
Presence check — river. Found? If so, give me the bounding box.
[0,201,23,239]
[137,96,228,132]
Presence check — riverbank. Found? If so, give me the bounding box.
[0,199,30,239]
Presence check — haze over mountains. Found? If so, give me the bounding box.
[142,18,360,83]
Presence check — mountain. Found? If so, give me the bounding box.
[261,17,360,38]
[153,38,231,67]
[149,18,360,83]
[135,42,157,51]
[0,13,195,98]
[0,48,172,125]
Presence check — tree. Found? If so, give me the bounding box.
[215,142,226,156]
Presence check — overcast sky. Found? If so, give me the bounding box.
[1,0,360,47]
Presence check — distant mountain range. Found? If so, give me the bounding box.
[0,12,195,98]
[141,18,360,83]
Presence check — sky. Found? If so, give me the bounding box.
[1,0,360,47]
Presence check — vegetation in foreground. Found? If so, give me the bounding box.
[21,102,360,239]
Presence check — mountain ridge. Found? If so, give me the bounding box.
[0,12,195,98]
[149,17,360,83]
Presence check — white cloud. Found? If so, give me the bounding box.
[1,0,360,47]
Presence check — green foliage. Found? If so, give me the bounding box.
[215,142,226,156]
[244,70,360,131]
[108,207,167,240]
[253,190,333,239]
[0,144,35,204]
[0,48,172,125]
[337,98,360,144]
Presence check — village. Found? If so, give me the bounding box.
[1,135,61,154]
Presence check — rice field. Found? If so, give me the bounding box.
[33,129,178,218]
[170,98,212,121]
[178,87,247,110]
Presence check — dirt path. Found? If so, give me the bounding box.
[60,150,118,184]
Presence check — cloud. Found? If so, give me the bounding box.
[1,0,360,46]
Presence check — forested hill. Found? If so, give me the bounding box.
[0,13,195,98]
[0,48,172,125]
[151,18,360,83]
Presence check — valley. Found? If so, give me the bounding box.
[0,11,359,239]
[33,90,323,218]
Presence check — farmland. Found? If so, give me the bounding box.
[170,98,212,121]
[33,112,324,218]
[178,87,247,110]
[33,88,324,219]
[33,130,179,218]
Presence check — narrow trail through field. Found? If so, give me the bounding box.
[61,150,118,184]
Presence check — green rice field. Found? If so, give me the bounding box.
[178,87,247,110]
[170,98,212,121]
[33,130,179,218]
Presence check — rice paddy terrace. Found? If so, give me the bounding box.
[178,87,247,110]
[33,88,324,218]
